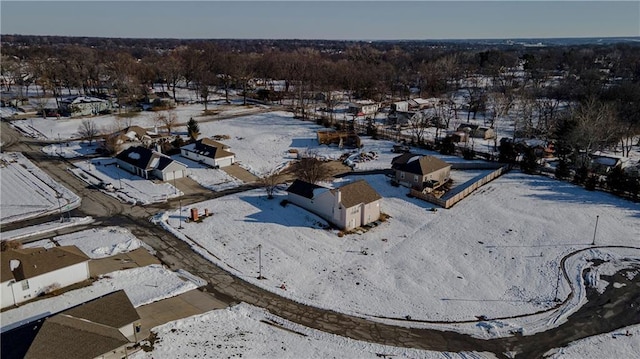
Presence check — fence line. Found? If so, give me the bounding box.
[410,165,509,209]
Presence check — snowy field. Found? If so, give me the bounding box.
[2,216,93,242]
[195,111,346,176]
[545,324,640,358]
[154,171,640,338]
[22,226,153,258]
[69,157,182,205]
[9,98,265,141]
[41,140,101,158]
[131,302,496,359]
[0,152,81,224]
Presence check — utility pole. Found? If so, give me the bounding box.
[257,244,263,279]
[56,193,63,222]
[178,200,183,229]
[592,215,599,246]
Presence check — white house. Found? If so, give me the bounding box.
[348,100,380,116]
[1,246,90,309]
[59,96,113,117]
[286,179,382,231]
[115,146,187,181]
[391,101,409,112]
[181,138,236,168]
[392,154,452,192]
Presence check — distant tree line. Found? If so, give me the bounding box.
[2,36,639,189]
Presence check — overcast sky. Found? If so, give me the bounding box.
[1,1,638,40]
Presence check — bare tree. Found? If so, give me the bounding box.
[102,130,123,155]
[155,110,178,135]
[408,111,430,145]
[294,151,330,184]
[259,168,282,199]
[32,96,49,118]
[568,98,620,165]
[77,119,100,145]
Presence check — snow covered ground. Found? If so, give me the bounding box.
[69,157,182,205]
[9,99,265,141]
[2,216,93,242]
[153,171,640,338]
[41,140,101,158]
[545,324,640,358]
[0,152,81,224]
[23,226,154,258]
[131,303,496,359]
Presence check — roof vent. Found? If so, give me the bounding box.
[10,259,20,271]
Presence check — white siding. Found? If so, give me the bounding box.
[215,155,235,168]
[1,261,89,308]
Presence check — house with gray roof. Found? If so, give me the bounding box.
[1,246,90,309]
[23,290,140,359]
[115,146,187,181]
[180,138,236,168]
[286,179,382,231]
[392,154,451,192]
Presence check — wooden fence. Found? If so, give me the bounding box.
[410,165,509,209]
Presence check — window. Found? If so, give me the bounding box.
[400,172,405,179]
[21,280,29,290]
[414,175,419,182]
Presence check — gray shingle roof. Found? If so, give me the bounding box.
[62,290,140,329]
[23,290,138,359]
[396,155,450,176]
[1,246,89,283]
[332,180,381,208]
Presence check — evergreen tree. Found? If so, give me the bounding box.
[520,147,539,174]
[439,136,455,155]
[498,138,517,165]
[186,117,200,142]
[555,159,571,180]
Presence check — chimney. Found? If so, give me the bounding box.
[190,208,199,222]
[204,208,210,216]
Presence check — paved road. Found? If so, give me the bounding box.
[2,121,639,359]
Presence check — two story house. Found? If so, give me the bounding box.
[286,179,382,231]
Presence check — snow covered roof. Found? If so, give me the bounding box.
[116,146,186,173]
[182,138,235,159]
[61,96,108,105]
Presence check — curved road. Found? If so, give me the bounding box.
[2,121,639,359]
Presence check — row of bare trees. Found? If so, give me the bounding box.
[3,39,639,160]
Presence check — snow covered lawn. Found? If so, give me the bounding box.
[41,140,101,158]
[70,157,182,205]
[131,303,495,359]
[9,100,265,140]
[155,171,640,337]
[53,226,152,258]
[2,216,93,242]
[0,152,81,224]
[545,324,640,358]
